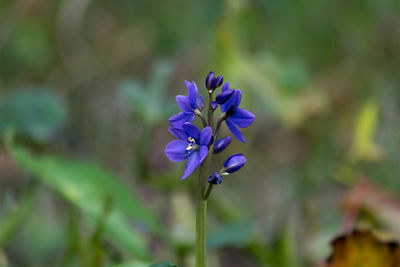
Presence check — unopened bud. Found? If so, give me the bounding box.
[222,154,246,174]
[208,172,223,185]
[213,136,232,154]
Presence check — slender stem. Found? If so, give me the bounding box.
[207,93,214,128]
[195,156,210,267]
[195,110,208,127]
[213,116,225,141]
[203,184,214,200]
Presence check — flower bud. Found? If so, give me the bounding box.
[208,172,223,185]
[205,71,216,91]
[215,75,224,88]
[222,153,246,174]
[196,94,204,110]
[213,136,232,154]
[211,101,218,110]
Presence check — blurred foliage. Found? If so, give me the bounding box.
[149,261,177,267]
[0,0,399,266]
[0,89,66,143]
[9,144,159,260]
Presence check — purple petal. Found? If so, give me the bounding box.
[211,101,218,110]
[168,127,186,140]
[176,95,194,113]
[199,127,212,146]
[196,94,204,110]
[168,112,195,128]
[229,108,255,128]
[221,82,230,92]
[198,146,208,166]
[216,89,234,104]
[182,122,200,141]
[165,140,190,162]
[226,118,246,143]
[221,90,241,113]
[185,80,198,107]
[181,146,208,180]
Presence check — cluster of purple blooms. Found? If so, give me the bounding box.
[165,71,255,184]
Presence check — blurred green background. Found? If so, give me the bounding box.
[0,0,400,266]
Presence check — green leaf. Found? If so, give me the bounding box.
[0,183,37,246]
[0,89,66,143]
[119,60,176,126]
[112,260,177,267]
[9,145,161,259]
[207,220,254,249]
[113,262,150,267]
[149,260,177,267]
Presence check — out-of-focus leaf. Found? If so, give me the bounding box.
[227,54,329,128]
[0,89,66,143]
[276,213,298,267]
[349,100,382,162]
[149,260,177,267]
[325,230,400,267]
[207,220,254,249]
[119,60,176,126]
[0,183,37,246]
[113,261,150,267]
[9,145,161,259]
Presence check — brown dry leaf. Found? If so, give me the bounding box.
[325,231,400,267]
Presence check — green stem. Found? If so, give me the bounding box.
[195,157,210,267]
[208,93,214,128]
[203,184,214,200]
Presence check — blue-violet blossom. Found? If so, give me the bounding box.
[168,81,199,129]
[218,83,255,143]
[165,122,212,180]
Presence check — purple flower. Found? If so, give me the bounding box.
[222,153,246,174]
[220,88,255,143]
[168,81,199,128]
[165,122,212,180]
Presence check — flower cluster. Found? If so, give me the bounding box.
[165,71,255,182]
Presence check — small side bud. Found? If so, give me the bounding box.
[208,172,223,185]
[215,75,224,88]
[222,153,246,174]
[211,101,218,110]
[213,136,232,154]
[205,71,216,91]
[196,94,204,110]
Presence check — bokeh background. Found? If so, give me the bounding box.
[1,0,400,266]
